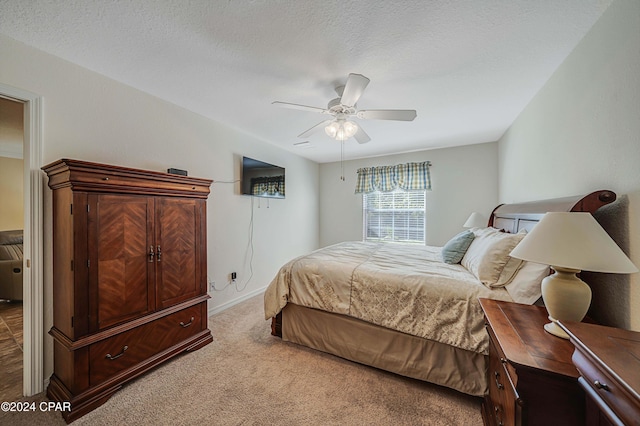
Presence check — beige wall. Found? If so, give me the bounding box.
[0,34,320,380]
[498,0,640,330]
[0,156,24,231]
[0,96,24,158]
[319,142,499,247]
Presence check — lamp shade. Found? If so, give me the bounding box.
[510,212,638,274]
[463,212,487,228]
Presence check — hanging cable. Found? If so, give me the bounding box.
[208,193,255,292]
[340,140,346,181]
[236,196,255,291]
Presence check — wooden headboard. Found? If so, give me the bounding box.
[489,190,617,233]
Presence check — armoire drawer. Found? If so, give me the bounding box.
[89,304,202,386]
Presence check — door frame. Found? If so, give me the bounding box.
[0,83,44,396]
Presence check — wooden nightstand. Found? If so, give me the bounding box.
[479,298,585,426]
[559,321,640,426]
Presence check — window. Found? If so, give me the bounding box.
[363,189,426,244]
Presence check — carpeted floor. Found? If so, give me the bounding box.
[0,295,483,425]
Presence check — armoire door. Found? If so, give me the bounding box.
[155,197,205,309]
[88,194,156,331]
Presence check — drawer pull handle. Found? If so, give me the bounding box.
[180,317,195,328]
[493,406,504,426]
[494,371,504,390]
[105,345,128,360]
[157,245,162,262]
[594,380,610,391]
[149,246,155,262]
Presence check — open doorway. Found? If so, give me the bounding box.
[0,83,44,398]
[0,96,25,400]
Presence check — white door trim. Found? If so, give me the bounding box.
[0,83,44,396]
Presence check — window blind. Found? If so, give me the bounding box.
[363,189,426,244]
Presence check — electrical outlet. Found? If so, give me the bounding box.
[209,281,215,292]
[231,272,237,281]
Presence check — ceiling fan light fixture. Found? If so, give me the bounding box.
[325,119,358,141]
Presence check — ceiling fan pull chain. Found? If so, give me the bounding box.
[341,140,345,181]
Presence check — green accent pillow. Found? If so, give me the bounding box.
[441,230,476,264]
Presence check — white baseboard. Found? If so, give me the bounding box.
[207,286,267,317]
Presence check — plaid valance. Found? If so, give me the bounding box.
[355,161,432,193]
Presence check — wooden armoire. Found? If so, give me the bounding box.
[43,159,213,423]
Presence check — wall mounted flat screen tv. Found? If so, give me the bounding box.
[241,157,285,199]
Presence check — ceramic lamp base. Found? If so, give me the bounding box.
[541,266,592,339]
[544,320,570,339]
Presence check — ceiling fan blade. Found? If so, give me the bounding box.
[354,126,371,144]
[357,109,417,121]
[298,120,333,138]
[339,73,370,107]
[272,101,327,114]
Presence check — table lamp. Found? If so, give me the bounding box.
[509,212,638,338]
[463,212,487,228]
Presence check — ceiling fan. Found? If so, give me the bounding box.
[273,73,417,144]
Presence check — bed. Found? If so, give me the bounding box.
[264,190,616,396]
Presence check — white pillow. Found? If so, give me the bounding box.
[505,261,550,304]
[461,228,526,287]
[492,256,524,288]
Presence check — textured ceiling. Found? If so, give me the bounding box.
[0,0,612,163]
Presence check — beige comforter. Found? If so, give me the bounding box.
[264,241,512,355]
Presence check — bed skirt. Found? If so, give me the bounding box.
[281,303,488,397]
